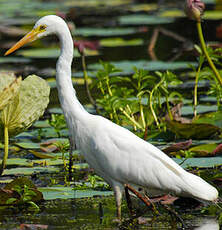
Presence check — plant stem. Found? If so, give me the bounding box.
[165,95,173,120]
[139,100,146,129]
[149,90,160,130]
[81,52,99,113]
[193,63,202,117]
[126,105,137,131]
[119,107,145,131]
[0,126,9,175]
[197,22,222,86]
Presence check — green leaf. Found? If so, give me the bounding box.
[6,197,17,204]
[173,156,222,168]
[0,158,33,167]
[3,167,60,176]
[181,105,218,116]
[159,9,184,18]
[203,11,222,20]
[0,75,50,137]
[193,111,222,129]
[88,60,197,74]
[17,48,98,58]
[75,27,140,37]
[189,143,218,156]
[100,38,143,47]
[118,14,174,25]
[0,57,31,64]
[0,72,21,111]
[166,120,220,139]
[39,186,113,200]
[15,142,40,149]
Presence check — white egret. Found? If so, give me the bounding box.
[5,15,218,219]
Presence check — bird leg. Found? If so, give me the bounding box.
[124,184,158,218]
[125,184,153,208]
[68,139,75,180]
[113,184,123,220]
[124,185,135,217]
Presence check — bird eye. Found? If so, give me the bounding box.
[39,25,46,31]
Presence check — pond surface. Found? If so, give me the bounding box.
[0,0,222,229]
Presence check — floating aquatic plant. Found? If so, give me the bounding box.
[0,74,50,175]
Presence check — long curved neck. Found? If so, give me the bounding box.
[55,23,87,120]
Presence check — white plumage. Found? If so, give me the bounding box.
[5,15,218,218]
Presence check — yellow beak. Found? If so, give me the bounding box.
[5,29,39,56]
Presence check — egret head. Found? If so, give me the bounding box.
[5,15,65,56]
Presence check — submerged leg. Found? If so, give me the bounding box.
[68,138,75,180]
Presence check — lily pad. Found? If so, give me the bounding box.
[118,14,174,25]
[3,166,60,176]
[75,27,142,37]
[159,9,184,18]
[0,158,33,167]
[173,156,222,168]
[88,60,197,74]
[39,186,113,200]
[17,48,98,58]
[15,142,40,149]
[128,4,158,12]
[0,57,31,64]
[203,11,222,20]
[181,105,218,116]
[100,38,143,47]
[188,143,218,156]
[166,120,220,139]
[192,111,222,129]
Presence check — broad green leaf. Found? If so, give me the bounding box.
[0,57,31,64]
[128,3,157,12]
[3,166,60,176]
[100,38,143,47]
[66,0,131,7]
[181,105,218,116]
[189,143,218,156]
[173,156,222,168]
[203,11,222,20]
[0,158,33,167]
[0,72,21,111]
[166,120,220,139]
[193,111,222,129]
[29,150,55,159]
[15,142,40,149]
[159,9,184,18]
[118,14,174,25]
[33,120,51,128]
[75,27,141,37]
[17,48,98,58]
[88,60,197,74]
[0,75,50,137]
[39,186,113,200]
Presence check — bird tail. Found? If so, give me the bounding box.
[181,172,218,201]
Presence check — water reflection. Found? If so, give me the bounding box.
[194,218,219,230]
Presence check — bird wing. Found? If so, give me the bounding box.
[88,116,187,195]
